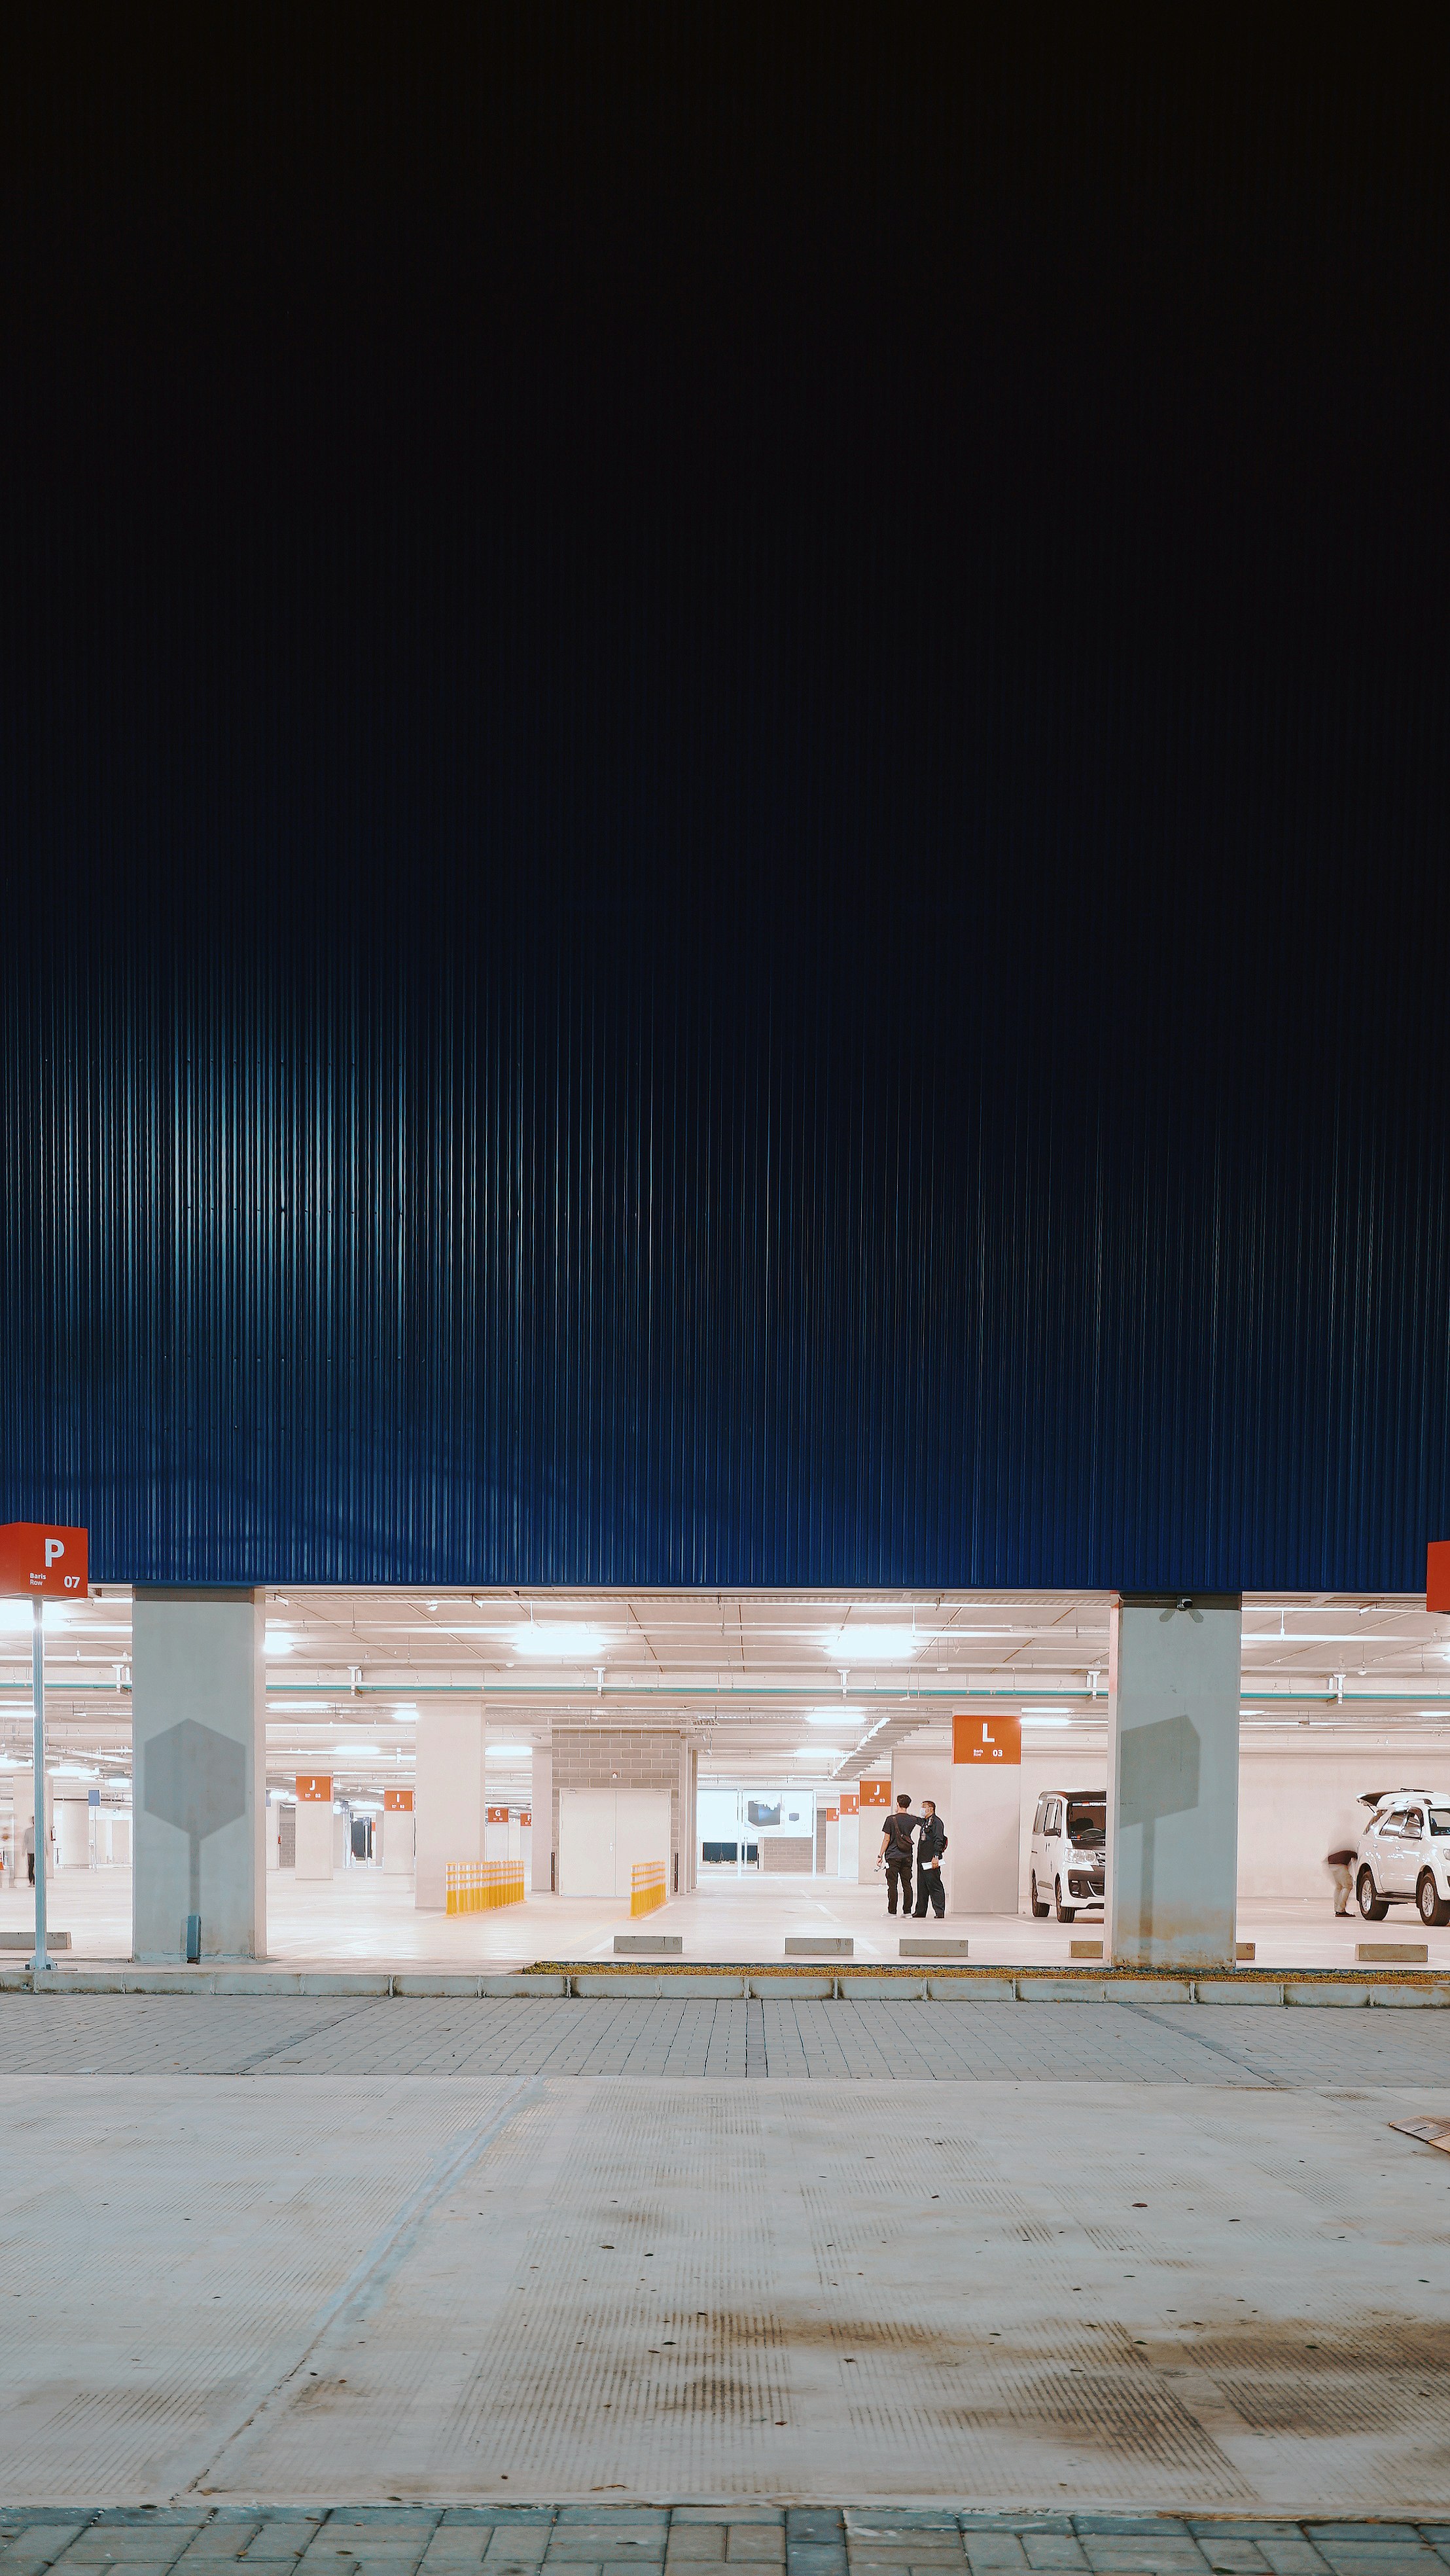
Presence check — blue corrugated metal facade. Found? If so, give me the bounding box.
[3,12,1448,1592]
[4,793,1448,1594]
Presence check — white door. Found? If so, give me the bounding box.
[559,1788,617,1895]
[1396,1806,1426,1896]
[1371,1809,1407,1895]
[614,1790,671,1899]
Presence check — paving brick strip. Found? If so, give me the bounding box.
[2,2509,1448,2573]
[3,1966,1450,2004]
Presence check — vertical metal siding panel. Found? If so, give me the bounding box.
[9,916,1450,1594]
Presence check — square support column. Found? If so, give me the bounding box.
[531,1742,554,1892]
[132,1586,266,1962]
[1106,1592,1242,1970]
[947,1711,1021,1913]
[414,1704,486,1909]
[381,1788,414,1876]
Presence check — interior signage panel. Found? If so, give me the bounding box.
[953,1711,1022,1765]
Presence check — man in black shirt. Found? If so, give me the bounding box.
[913,1799,948,1916]
[876,1792,920,1915]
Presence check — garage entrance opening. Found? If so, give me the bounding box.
[3,1585,1448,1973]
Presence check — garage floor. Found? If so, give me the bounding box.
[2,1998,1450,2514]
[1,1870,1442,1974]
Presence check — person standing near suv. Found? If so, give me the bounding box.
[876,1793,919,1915]
[913,1798,948,1916]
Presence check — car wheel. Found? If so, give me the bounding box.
[1030,1872,1050,1919]
[1418,1872,1450,1929]
[1054,1877,1076,1922]
[1357,1866,1389,1922]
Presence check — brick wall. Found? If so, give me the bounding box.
[550,1729,688,1882]
[762,1834,813,1873]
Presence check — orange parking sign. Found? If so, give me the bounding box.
[0,1522,89,1597]
[953,1711,1021,1764]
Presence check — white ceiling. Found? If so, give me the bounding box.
[5,1584,1450,1804]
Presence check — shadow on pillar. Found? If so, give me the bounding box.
[1117,1711,1201,1948]
[143,1719,248,1944]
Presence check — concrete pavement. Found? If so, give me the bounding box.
[1,1998,1449,2511]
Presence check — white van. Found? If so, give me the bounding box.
[1029,1789,1106,1922]
[1354,1789,1450,1927]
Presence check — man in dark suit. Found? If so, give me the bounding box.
[875,1792,920,1915]
[912,1799,948,1916]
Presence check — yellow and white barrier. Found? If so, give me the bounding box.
[630,1860,667,1918]
[446,1860,525,1914]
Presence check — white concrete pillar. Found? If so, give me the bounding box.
[837,1793,859,1878]
[1106,1593,1242,1970]
[132,1586,266,1961]
[857,1780,891,1881]
[381,1788,414,1875]
[55,1800,90,1869]
[264,1793,281,1869]
[679,1744,698,1894]
[294,1774,334,1880]
[484,1804,510,1861]
[414,1704,486,1909]
[947,1711,1022,1914]
[531,1743,554,1892]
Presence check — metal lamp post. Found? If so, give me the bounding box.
[0,1522,90,1979]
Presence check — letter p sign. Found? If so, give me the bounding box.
[0,1523,90,1598]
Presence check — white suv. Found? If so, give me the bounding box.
[1355,1791,1450,1928]
[1029,1789,1106,1922]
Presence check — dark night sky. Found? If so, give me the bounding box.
[2,8,1448,1588]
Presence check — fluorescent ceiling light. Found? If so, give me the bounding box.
[52,1762,99,1778]
[1021,1713,1070,1727]
[805,1708,863,1725]
[334,1742,383,1757]
[512,1624,609,1660]
[264,1630,294,1655]
[824,1627,918,1660]
[0,1600,67,1630]
[266,1700,337,1712]
[1243,1632,1415,1645]
[796,1745,841,1758]
[486,1742,532,1759]
[391,1706,418,1718]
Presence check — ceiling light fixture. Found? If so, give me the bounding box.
[823,1627,917,1660]
[485,1742,532,1759]
[512,1624,609,1660]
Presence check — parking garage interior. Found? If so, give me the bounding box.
[6,1584,1450,1968]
